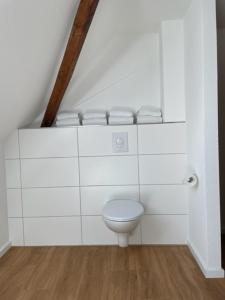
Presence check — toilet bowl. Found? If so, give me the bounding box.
[103,199,144,247]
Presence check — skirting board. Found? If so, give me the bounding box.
[187,240,224,278]
[0,241,11,258]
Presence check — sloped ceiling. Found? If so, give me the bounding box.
[59,0,191,114]
[0,0,191,138]
[0,0,78,140]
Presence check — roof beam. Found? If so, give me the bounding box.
[41,0,99,127]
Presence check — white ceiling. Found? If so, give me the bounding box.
[0,0,191,139]
[217,0,225,28]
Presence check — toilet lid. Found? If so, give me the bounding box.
[103,200,144,222]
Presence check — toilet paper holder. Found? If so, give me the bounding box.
[184,173,198,187]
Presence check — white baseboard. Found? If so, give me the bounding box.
[187,240,224,278]
[0,241,11,258]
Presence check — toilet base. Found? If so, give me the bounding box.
[118,233,129,247]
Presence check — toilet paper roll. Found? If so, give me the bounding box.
[184,174,198,187]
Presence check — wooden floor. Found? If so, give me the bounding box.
[0,246,225,300]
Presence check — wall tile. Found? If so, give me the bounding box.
[140,185,188,215]
[24,217,81,246]
[19,128,78,158]
[82,216,117,245]
[21,158,79,188]
[5,125,189,247]
[129,225,142,245]
[7,189,22,217]
[4,130,19,159]
[81,185,139,215]
[80,156,138,186]
[82,216,142,245]
[139,154,187,184]
[5,160,21,188]
[8,218,24,246]
[161,20,185,122]
[138,123,186,154]
[22,187,80,217]
[78,126,137,156]
[141,215,187,244]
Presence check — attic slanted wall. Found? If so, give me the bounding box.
[41,0,99,127]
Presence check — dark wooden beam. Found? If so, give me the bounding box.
[41,0,99,127]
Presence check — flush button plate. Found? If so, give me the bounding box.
[112,132,129,153]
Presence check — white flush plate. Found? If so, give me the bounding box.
[112,132,129,153]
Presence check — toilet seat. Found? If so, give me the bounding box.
[103,200,144,222]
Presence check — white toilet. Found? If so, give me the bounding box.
[103,199,144,247]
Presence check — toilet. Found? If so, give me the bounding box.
[103,199,144,247]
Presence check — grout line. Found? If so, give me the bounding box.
[79,154,138,158]
[17,130,25,246]
[5,153,186,161]
[10,183,186,190]
[137,153,186,156]
[136,125,143,244]
[8,214,188,219]
[76,128,83,245]
[7,156,78,160]
[21,186,80,189]
[19,216,81,219]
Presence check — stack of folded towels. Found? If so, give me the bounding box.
[55,110,80,127]
[136,106,162,124]
[108,107,134,125]
[82,110,107,125]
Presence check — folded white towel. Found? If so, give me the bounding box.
[137,115,162,124]
[108,116,134,125]
[82,118,107,126]
[56,118,80,127]
[109,107,134,118]
[137,106,162,117]
[56,110,80,121]
[83,110,106,120]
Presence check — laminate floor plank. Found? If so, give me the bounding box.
[0,246,224,300]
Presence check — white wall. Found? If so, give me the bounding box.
[61,33,162,113]
[57,0,190,117]
[5,125,187,246]
[161,20,186,122]
[0,142,9,254]
[184,0,223,277]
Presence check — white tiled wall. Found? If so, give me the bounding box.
[24,217,81,246]
[8,218,24,246]
[22,188,80,217]
[5,123,187,246]
[78,126,138,156]
[141,215,187,244]
[80,156,139,186]
[139,154,187,185]
[19,128,78,158]
[21,158,79,188]
[138,123,186,154]
[7,189,22,218]
[5,160,21,188]
[81,186,139,215]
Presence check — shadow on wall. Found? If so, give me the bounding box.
[64,34,142,108]
[218,28,225,231]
